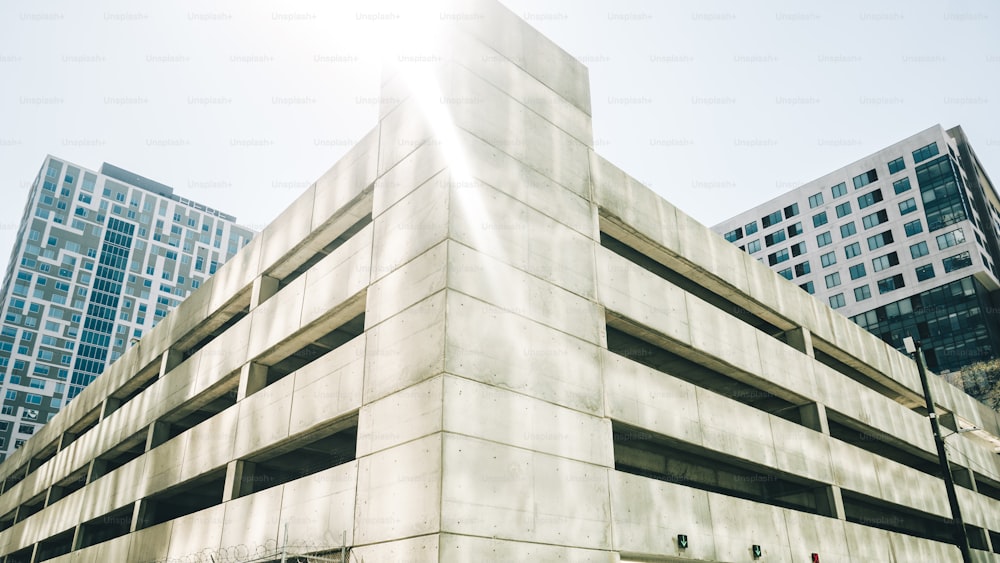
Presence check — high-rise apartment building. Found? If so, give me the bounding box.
[714,125,1000,374]
[0,157,254,460]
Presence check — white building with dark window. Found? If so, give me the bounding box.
[714,125,1000,375]
[0,158,254,461]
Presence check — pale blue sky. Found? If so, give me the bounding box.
[1,0,998,277]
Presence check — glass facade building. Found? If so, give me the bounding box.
[0,156,255,461]
[714,125,1000,374]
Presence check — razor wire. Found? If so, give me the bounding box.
[144,538,346,563]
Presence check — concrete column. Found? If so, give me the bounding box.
[130,500,150,533]
[70,523,85,551]
[86,459,108,484]
[784,327,814,358]
[57,431,77,452]
[798,402,830,435]
[44,485,65,507]
[237,362,268,400]
[938,411,960,434]
[250,275,280,310]
[819,485,846,520]
[223,460,256,501]
[159,348,185,378]
[144,421,172,452]
[952,466,977,491]
[100,397,122,420]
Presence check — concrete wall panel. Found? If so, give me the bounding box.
[440,433,611,550]
[440,533,617,562]
[444,290,603,415]
[217,486,283,554]
[233,376,294,459]
[164,505,226,560]
[288,337,365,437]
[457,128,593,231]
[450,241,602,344]
[312,128,379,231]
[443,30,593,146]
[365,240,447,329]
[449,179,596,299]
[354,434,442,545]
[373,138,449,220]
[349,534,439,563]
[377,96,435,179]
[602,349,703,446]
[595,247,691,348]
[609,469,717,561]
[279,462,359,549]
[126,522,172,562]
[357,376,444,458]
[442,375,613,466]
[363,291,446,404]
[371,171,450,285]
[258,184,318,277]
[695,387,778,470]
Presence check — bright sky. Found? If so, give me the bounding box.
[1,0,998,278]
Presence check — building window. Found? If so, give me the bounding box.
[778,268,793,280]
[808,193,824,208]
[812,212,828,228]
[800,281,815,294]
[767,249,790,266]
[790,242,807,257]
[877,274,905,294]
[820,251,837,268]
[912,142,939,164]
[849,263,867,280]
[857,189,883,209]
[784,203,800,218]
[935,228,965,250]
[852,169,878,189]
[872,252,900,272]
[762,210,783,228]
[745,221,758,235]
[888,157,906,174]
[867,230,894,250]
[844,242,862,259]
[825,272,842,288]
[910,241,929,258]
[915,264,935,281]
[893,177,911,194]
[898,198,918,215]
[765,231,787,247]
[794,261,811,277]
[840,222,857,238]
[835,202,852,218]
[854,285,871,301]
[829,293,846,309]
[787,222,803,237]
[816,232,833,247]
[831,182,848,199]
[942,251,973,273]
[901,219,923,237]
[862,210,889,229]
[747,240,761,254]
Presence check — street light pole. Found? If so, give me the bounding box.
[904,337,973,563]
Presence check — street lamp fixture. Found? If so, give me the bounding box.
[902,336,973,563]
